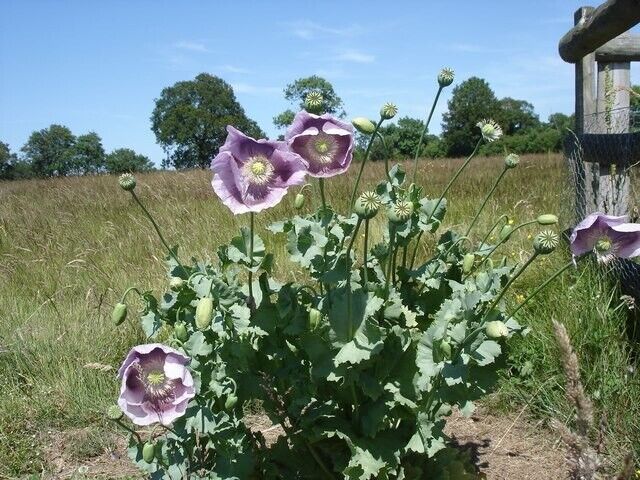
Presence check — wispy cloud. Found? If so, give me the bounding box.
[335,49,375,64]
[231,83,280,95]
[219,64,251,74]
[174,40,209,52]
[287,20,363,40]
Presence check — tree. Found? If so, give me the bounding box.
[273,76,345,129]
[547,112,574,132]
[151,73,265,170]
[105,148,154,174]
[70,132,105,175]
[441,77,501,157]
[0,142,17,180]
[497,97,540,135]
[21,124,76,176]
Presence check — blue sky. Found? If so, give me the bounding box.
[1,1,637,165]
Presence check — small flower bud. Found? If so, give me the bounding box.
[106,405,123,421]
[142,441,156,463]
[499,225,513,242]
[352,117,376,135]
[195,297,214,330]
[380,102,398,120]
[504,153,520,169]
[224,394,238,410]
[174,322,189,342]
[437,68,455,87]
[112,303,128,326]
[387,200,414,223]
[169,276,185,290]
[533,230,559,255]
[485,320,509,339]
[354,191,382,219]
[118,173,136,191]
[309,308,322,329]
[462,253,475,274]
[536,214,558,226]
[294,193,305,210]
[304,91,324,114]
[440,340,452,359]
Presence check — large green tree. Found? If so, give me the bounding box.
[497,97,540,135]
[70,132,105,175]
[21,124,76,177]
[441,77,501,157]
[151,73,264,169]
[105,148,154,174]
[273,75,345,129]
[0,142,17,180]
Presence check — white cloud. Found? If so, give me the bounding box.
[220,64,251,74]
[335,50,375,64]
[174,41,209,53]
[287,20,363,40]
[231,83,280,95]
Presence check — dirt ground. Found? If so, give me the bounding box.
[43,408,568,479]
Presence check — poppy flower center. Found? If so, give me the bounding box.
[595,236,612,253]
[306,133,337,165]
[147,370,166,386]
[315,139,330,154]
[243,156,274,185]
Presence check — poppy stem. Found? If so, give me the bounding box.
[248,212,255,307]
[350,118,384,213]
[411,85,443,184]
[464,167,509,238]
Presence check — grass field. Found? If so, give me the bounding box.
[1,153,638,477]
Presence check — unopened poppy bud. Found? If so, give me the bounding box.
[437,68,455,87]
[352,117,376,135]
[462,253,474,274]
[536,214,558,226]
[106,405,123,421]
[440,340,452,359]
[142,441,156,463]
[169,277,184,290]
[224,394,238,410]
[309,308,322,329]
[387,200,414,223]
[354,191,381,219]
[195,297,214,330]
[380,102,398,120]
[504,153,520,169]
[118,173,136,191]
[533,230,559,255]
[174,322,188,342]
[500,224,513,242]
[485,320,509,338]
[294,193,305,210]
[112,303,128,326]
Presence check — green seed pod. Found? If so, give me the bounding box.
[106,405,123,421]
[309,308,322,329]
[174,322,189,342]
[380,102,398,120]
[294,193,305,210]
[118,173,136,191]
[195,297,214,330]
[304,91,323,114]
[169,276,185,290]
[387,200,414,223]
[354,191,381,219]
[485,258,494,271]
[142,441,156,463]
[112,303,128,326]
[499,224,513,242]
[536,214,558,225]
[533,230,559,255]
[440,340,452,359]
[462,253,475,274]
[504,153,520,169]
[224,394,238,410]
[352,117,376,135]
[437,68,455,87]
[485,320,509,339]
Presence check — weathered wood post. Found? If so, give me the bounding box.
[559,0,640,218]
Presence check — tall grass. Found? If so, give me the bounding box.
[0,153,637,476]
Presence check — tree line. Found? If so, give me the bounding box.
[4,72,637,181]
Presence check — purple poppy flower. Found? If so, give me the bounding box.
[286,111,354,178]
[211,126,307,215]
[570,212,640,262]
[117,343,195,426]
